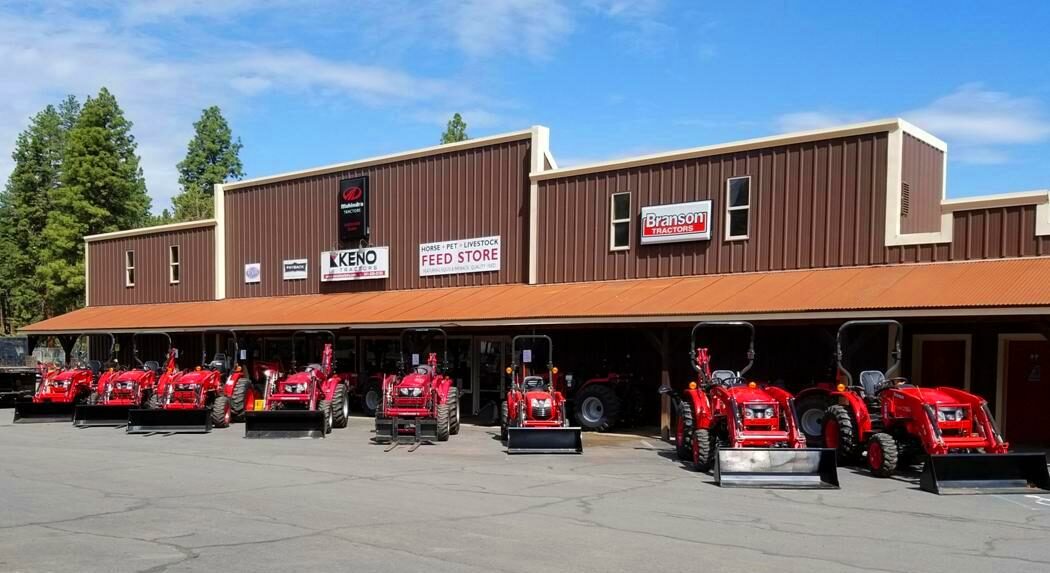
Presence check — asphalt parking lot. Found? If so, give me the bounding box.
[1,416,1049,573]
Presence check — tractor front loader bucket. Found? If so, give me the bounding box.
[919,453,1050,495]
[127,408,212,434]
[375,417,438,444]
[13,401,75,423]
[244,411,326,439]
[715,448,839,489]
[506,426,583,454]
[73,405,132,427]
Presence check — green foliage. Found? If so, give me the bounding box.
[0,100,76,326]
[37,87,150,317]
[172,106,243,221]
[440,113,469,144]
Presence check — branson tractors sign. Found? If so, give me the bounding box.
[639,200,712,244]
[419,235,501,277]
[320,247,389,281]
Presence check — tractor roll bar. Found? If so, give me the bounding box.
[400,327,448,369]
[690,321,756,375]
[198,329,240,369]
[131,331,172,367]
[835,319,903,386]
[511,335,554,370]
[291,330,336,369]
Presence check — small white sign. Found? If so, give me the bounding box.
[282,258,308,280]
[239,349,247,360]
[244,262,261,284]
[640,200,712,244]
[522,349,533,363]
[320,247,389,282]
[411,353,420,366]
[419,236,501,277]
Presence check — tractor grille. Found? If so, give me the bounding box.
[532,404,552,420]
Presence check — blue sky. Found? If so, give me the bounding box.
[1,1,1048,211]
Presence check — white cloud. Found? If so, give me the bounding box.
[904,83,1050,145]
[448,0,573,60]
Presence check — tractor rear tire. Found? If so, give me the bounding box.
[320,400,333,434]
[230,379,253,423]
[574,384,622,432]
[500,401,509,441]
[867,432,899,477]
[436,400,451,442]
[87,392,100,405]
[823,405,858,462]
[675,398,694,461]
[331,384,349,429]
[448,387,460,435]
[794,394,830,444]
[361,379,382,417]
[691,427,716,472]
[211,395,231,428]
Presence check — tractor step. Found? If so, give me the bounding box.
[12,401,76,423]
[244,410,326,439]
[506,426,583,454]
[715,447,839,489]
[127,408,212,434]
[374,416,438,445]
[920,453,1050,494]
[73,405,132,427]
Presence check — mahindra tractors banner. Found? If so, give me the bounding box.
[320,247,389,282]
[419,235,501,277]
[640,200,712,244]
[338,176,369,244]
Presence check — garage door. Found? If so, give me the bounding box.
[1004,339,1050,445]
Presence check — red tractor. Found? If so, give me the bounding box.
[74,332,177,427]
[127,330,244,434]
[500,335,582,454]
[817,320,1049,494]
[665,322,838,488]
[245,330,351,438]
[374,328,460,449]
[14,334,118,423]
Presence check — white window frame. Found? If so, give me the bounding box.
[169,245,180,284]
[609,192,631,251]
[124,250,135,287]
[724,176,751,241]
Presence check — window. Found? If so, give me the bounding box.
[169,245,180,284]
[610,192,631,250]
[125,250,135,287]
[725,176,750,240]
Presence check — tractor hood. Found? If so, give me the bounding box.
[398,373,429,388]
[524,390,554,402]
[51,369,86,382]
[116,370,151,382]
[724,384,776,403]
[898,387,971,405]
[175,370,216,385]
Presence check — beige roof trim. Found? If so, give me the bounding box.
[84,219,216,243]
[224,127,539,191]
[942,189,1050,211]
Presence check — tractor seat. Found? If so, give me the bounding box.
[209,353,228,373]
[523,376,546,391]
[143,360,160,373]
[859,371,885,397]
[87,360,102,376]
[711,370,739,385]
[415,365,434,376]
[306,363,322,374]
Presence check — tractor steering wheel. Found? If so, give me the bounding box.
[876,377,909,393]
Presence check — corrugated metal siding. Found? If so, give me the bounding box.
[900,133,944,233]
[536,134,889,283]
[886,205,1050,263]
[87,226,215,306]
[224,139,531,298]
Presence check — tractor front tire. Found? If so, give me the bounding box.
[823,405,858,462]
[574,384,622,432]
[691,427,716,472]
[320,400,333,434]
[331,383,349,429]
[675,398,694,461]
[87,392,100,405]
[211,395,231,428]
[361,379,382,417]
[436,400,451,442]
[499,401,509,441]
[230,379,254,423]
[146,393,161,409]
[448,387,460,435]
[867,432,899,478]
[794,394,829,444]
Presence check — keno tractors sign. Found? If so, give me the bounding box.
[419,236,501,277]
[640,200,712,244]
[320,247,389,282]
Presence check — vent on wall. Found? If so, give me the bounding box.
[901,182,910,217]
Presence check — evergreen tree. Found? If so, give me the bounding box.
[440,113,469,144]
[37,88,149,316]
[0,99,77,327]
[172,106,243,221]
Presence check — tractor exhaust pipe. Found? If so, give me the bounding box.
[919,453,1050,495]
[73,405,132,427]
[506,427,583,454]
[126,408,212,434]
[244,411,326,439]
[715,448,840,489]
[12,401,75,423]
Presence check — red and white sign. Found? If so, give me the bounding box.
[640,200,712,244]
[419,236,501,277]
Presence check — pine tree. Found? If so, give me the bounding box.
[172,106,243,221]
[37,88,150,316]
[440,113,469,144]
[0,99,76,327]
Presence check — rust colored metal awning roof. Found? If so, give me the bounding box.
[22,258,1050,334]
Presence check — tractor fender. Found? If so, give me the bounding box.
[506,390,521,423]
[222,371,243,397]
[831,390,873,437]
[682,387,714,430]
[320,375,342,400]
[434,376,453,403]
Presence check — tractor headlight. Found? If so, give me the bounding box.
[398,387,423,397]
[283,383,307,394]
[530,398,551,409]
[936,407,966,422]
[745,405,775,419]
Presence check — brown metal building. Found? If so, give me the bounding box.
[24,119,1050,444]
